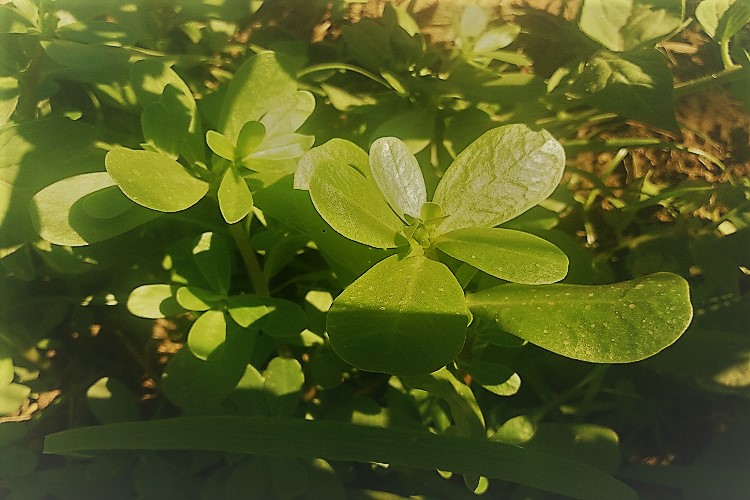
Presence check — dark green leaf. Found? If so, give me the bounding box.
[327,255,469,375]
[467,272,693,363]
[86,377,140,424]
[44,416,637,499]
[716,0,750,42]
[458,359,521,396]
[191,232,231,296]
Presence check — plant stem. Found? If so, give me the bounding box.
[228,219,269,297]
[673,65,745,98]
[297,63,393,89]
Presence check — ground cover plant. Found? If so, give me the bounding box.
[0,0,749,497]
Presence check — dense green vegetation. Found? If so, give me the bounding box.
[1,0,749,498]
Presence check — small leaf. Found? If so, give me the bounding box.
[206,131,235,161]
[86,377,140,424]
[308,157,405,249]
[433,125,565,234]
[369,137,427,220]
[0,359,13,386]
[227,296,307,337]
[227,298,273,328]
[264,357,304,416]
[467,272,693,363]
[176,286,224,312]
[141,101,184,159]
[435,227,568,284]
[245,133,314,161]
[0,384,30,416]
[218,166,253,224]
[696,0,734,39]
[459,5,488,38]
[474,25,520,53]
[715,0,750,42]
[260,90,315,138]
[127,284,183,319]
[187,310,228,360]
[327,255,469,375]
[192,232,232,296]
[236,121,266,160]
[458,359,521,396]
[105,147,208,212]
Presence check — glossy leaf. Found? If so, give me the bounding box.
[218,52,296,143]
[433,125,565,234]
[175,286,224,312]
[218,166,253,224]
[435,227,568,284]
[295,138,371,190]
[327,255,469,375]
[105,147,208,212]
[259,91,315,139]
[308,157,405,249]
[227,295,307,337]
[206,131,235,161]
[187,310,228,360]
[467,272,693,363]
[31,172,158,247]
[44,416,637,499]
[141,99,185,160]
[236,121,266,160]
[369,137,427,220]
[264,357,304,416]
[245,133,314,162]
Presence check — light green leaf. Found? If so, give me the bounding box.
[105,147,208,212]
[308,157,405,249]
[474,25,520,53]
[187,310,228,360]
[218,166,253,224]
[259,90,315,139]
[0,76,19,126]
[127,284,184,319]
[192,232,231,296]
[327,255,469,375]
[227,295,307,337]
[433,125,565,234]
[696,0,735,38]
[294,138,370,191]
[236,121,266,160]
[218,52,296,143]
[459,5,488,38]
[715,0,750,42]
[0,358,13,386]
[175,286,223,312]
[245,133,314,161]
[206,130,235,161]
[264,357,304,416]
[369,109,435,154]
[227,299,272,328]
[579,0,684,51]
[31,172,158,247]
[435,227,568,284]
[369,137,427,220]
[44,416,637,499]
[141,99,186,160]
[0,383,30,416]
[467,272,693,363]
[458,359,521,396]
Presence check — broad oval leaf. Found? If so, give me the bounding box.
[308,158,405,249]
[466,272,693,363]
[187,310,228,360]
[294,138,370,191]
[435,227,568,284]
[369,137,427,220]
[459,5,488,38]
[206,131,235,161]
[141,100,185,159]
[458,359,521,397]
[31,172,158,246]
[218,52,296,143]
[218,166,253,224]
[236,121,266,160]
[696,0,734,39]
[175,286,223,312]
[433,125,565,234]
[260,90,315,139]
[474,25,521,53]
[327,255,469,375]
[227,295,307,338]
[105,147,208,212]
[127,284,184,319]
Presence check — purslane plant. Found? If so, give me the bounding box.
[295,125,693,376]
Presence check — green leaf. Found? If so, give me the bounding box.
[127,284,184,319]
[86,377,140,424]
[369,137,427,220]
[308,156,405,249]
[433,125,565,234]
[227,295,307,338]
[458,359,521,396]
[295,138,370,191]
[176,286,224,312]
[474,25,520,53]
[44,416,637,499]
[327,255,469,375]
[259,90,315,139]
[264,357,304,416]
[218,166,253,224]
[141,99,186,160]
[0,358,13,385]
[105,147,208,212]
[696,0,735,38]
[579,0,684,52]
[187,310,228,360]
[715,0,750,42]
[467,272,693,363]
[435,227,568,284]
[0,383,30,416]
[236,121,266,160]
[561,49,680,133]
[206,130,235,161]
[31,172,159,247]
[459,5,488,38]
[0,76,19,126]
[244,133,314,162]
[218,52,296,143]
[192,232,232,296]
[369,109,435,154]
[523,423,621,474]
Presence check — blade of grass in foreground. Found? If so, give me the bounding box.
[44,416,635,499]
